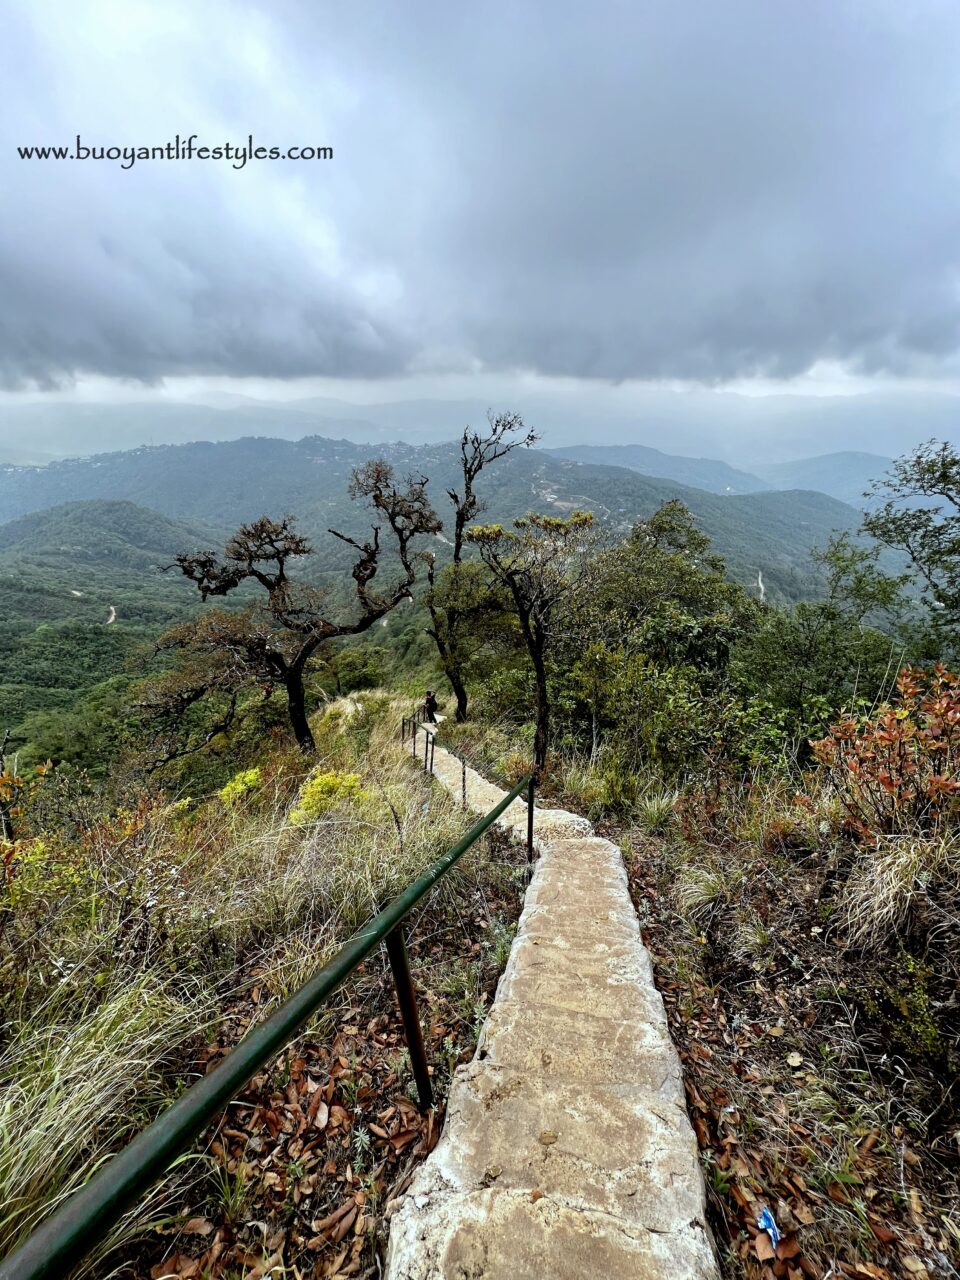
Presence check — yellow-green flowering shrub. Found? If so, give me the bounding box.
[219,767,263,807]
[2,838,88,912]
[290,770,366,824]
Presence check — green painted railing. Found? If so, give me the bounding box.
[0,772,534,1280]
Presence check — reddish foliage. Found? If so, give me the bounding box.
[811,665,960,839]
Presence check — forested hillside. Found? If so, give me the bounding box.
[0,500,221,616]
[0,436,893,755]
[0,435,877,599]
[0,501,220,750]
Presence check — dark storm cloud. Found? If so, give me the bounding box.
[3,0,960,386]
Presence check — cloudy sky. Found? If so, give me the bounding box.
[3,1,960,455]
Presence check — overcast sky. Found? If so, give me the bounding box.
[3,1,960,451]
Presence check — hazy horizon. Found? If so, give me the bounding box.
[0,380,956,470]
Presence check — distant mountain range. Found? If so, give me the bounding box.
[751,452,893,506]
[0,435,885,606]
[0,439,910,744]
[547,444,770,494]
[548,444,894,506]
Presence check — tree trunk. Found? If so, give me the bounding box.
[450,668,469,723]
[285,670,317,753]
[428,609,470,722]
[531,649,549,773]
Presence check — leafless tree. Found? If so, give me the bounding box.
[425,411,536,720]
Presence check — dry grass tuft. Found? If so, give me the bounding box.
[840,831,959,948]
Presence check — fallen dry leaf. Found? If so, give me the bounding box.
[754,1232,776,1262]
[331,1203,358,1242]
[775,1235,802,1260]
[793,1202,815,1227]
[307,1091,329,1130]
[181,1218,213,1236]
[909,1187,924,1223]
[901,1261,928,1278]
[311,1198,356,1233]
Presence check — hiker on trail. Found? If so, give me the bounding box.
[423,690,438,724]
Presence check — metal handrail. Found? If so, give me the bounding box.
[0,773,534,1280]
[402,713,437,776]
[402,719,536,872]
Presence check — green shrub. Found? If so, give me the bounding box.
[290,769,366,824]
[218,767,263,808]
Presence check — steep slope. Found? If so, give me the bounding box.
[547,443,769,494]
[388,737,715,1279]
[0,500,222,624]
[0,501,225,736]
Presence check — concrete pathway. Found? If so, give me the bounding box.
[386,732,718,1279]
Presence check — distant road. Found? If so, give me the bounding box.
[106,606,116,625]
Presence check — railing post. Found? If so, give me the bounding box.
[461,757,467,808]
[385,924,433,1111]
[527,774,535,869]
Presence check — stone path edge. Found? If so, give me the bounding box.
[384,734,719,1279]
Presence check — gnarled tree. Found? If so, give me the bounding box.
[425,411,537,721]
[146,462,439,758]
[467,511,595,771]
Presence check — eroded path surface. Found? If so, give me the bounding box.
[386,734,717,1279]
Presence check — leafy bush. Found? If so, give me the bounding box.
[289,769,366,824]
[811,664,960,838]
[218,766,263,807]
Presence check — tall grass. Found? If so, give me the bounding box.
[0,695,494,1269]
[0,976,209,1261]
